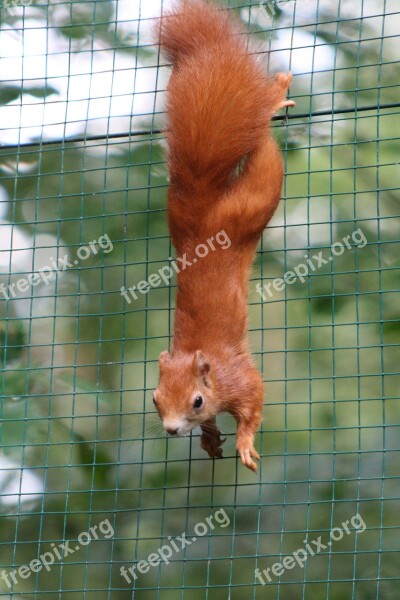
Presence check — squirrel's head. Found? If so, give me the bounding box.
[153,350,215,436]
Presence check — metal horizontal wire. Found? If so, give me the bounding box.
[1,102,399,150]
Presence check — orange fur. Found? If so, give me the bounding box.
[153,0,294,471]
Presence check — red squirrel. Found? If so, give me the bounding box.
[153,0,295,471]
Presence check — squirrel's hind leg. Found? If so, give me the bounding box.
[272,72,296,114]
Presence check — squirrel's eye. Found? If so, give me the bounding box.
[193,395,203,409]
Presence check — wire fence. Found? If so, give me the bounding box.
[0,0,399,598]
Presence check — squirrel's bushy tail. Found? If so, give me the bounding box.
[158,0,281,191]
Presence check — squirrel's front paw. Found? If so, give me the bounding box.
[236,438,260,472]
[200,428,226,459]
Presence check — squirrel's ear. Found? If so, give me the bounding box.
[193,350,211,381]
[159,350,171,372]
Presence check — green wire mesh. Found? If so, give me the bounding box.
[0,0,399,598]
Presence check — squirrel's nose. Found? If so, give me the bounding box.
[166,427,178,435]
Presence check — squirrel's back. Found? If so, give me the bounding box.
[158,0,283,192]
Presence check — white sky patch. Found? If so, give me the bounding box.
[0,454,43,507]
[0,224,70,283]
[273,28,335,75]
[0,187,9,221]
[242,3,335,74]
[0,0,335,145]
[0,0,175,145]
[0,221,33,270]
[117,0,176,36]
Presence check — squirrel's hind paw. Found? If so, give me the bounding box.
[273,72,296,114]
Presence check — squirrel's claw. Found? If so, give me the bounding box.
[237,444,260,472]
[279,99,296,109]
